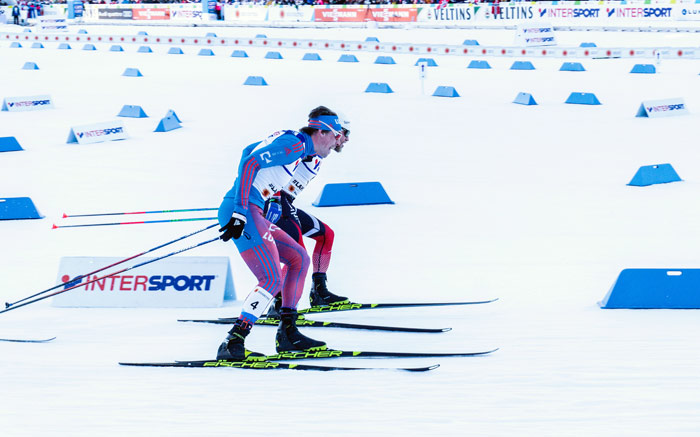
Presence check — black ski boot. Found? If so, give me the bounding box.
[309,272,349,307]
[216,320,265,361]
[265,294,282,319]
[275,308,326,353]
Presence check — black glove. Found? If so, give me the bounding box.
[219,212,246,241]
[280,191,299,224]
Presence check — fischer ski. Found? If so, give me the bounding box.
[119,360,439,372]
[0,337,56,343]
[258,348,498,361]
[296,298,499,315]
[178,317,451,333]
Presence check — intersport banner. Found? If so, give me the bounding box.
[418,3,676,23]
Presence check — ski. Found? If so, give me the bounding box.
[296,298,498,315]
[119,360,439,372]
[258,348,498,361]
[178,317,451,333]
[0,337,56,343]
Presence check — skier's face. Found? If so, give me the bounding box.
[313,130,337,158]
[334,128,349,153]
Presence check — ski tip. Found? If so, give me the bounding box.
[405,364,440,372]
[62,213,68,218]
[52,224,58,229]
[441,328,452,332]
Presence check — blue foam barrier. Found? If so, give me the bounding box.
[338,54,359,63]
[231,50,248,58]
[565,92,601,105]
[415,58,438,67]
[365,37,379,42]
[10,42,21,48]
[255,34,267,39]
[365,82,393,94]
[154,115,181,133]
[0,197,43,220]
[31,42,44,49]
[22,62,39,70]
[0,137,23,152]
[312,182,394,207]
[110,45,124,52]
[137,31,148,36]
[166,109,181,123]
[627,163,681,187]
[432,86,460,98]
[244,76,268,86]
[374,56,396,65]
[83,44,96,51]
[467,60,491,69]
[118,105,148,118]
[560,62,585,72]
[302,53,322,61]
[265,51,283,59]
[206,32,217,37]
[58,43,71,50]
[168,47,184,55]
[513,92,537,106]
[579,42,597,47]
[137,46,153,53]
[511,61,535,70]
[463,39,480,46]
[122,68,143,77]
[198,48,215,56]
[630,64,656,74]
[600,269,700,309]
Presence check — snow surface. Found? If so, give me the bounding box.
[2,23,700,436]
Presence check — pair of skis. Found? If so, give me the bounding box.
[123,298,499,372]
[179,298,499,333]
[120,348,499,372]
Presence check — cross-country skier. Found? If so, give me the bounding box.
[216,108,344,361]
[263,106,351,316]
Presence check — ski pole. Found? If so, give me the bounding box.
[0,236,221,315]
[5,223,219,308]
[62,207,217,219]
[52,217,218,229]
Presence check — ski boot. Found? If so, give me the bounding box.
[275,308,326,353]
[216,320,265,361]
[309,272,349,307]
[264,294,283,319]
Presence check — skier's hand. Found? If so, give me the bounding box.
[264,198,282,224]
[220,213,246,241]
[280,192,300,225]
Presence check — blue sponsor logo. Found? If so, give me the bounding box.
[148,275,216,291]
[607,8,615,17]
[539,8,546,18]
[8,100,51,108]
[573,8,599,18]
[77,127,124,139]
[647,104,685,113]
[644,7,672,18]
